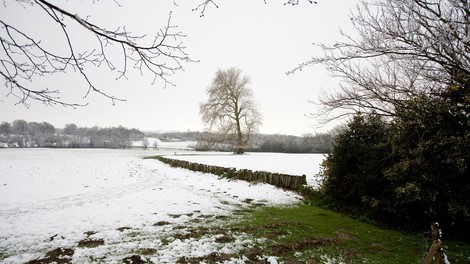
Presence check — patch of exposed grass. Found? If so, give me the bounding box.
[122,254,149,264]
[77,238,105,248]
[25,247,75,264]
[229,202,470,263]
[176,252,236,263]
[153,221,171,226]
[117,226,133,232]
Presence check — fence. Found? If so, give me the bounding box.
[150,156,307,190]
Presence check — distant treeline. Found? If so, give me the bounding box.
[149,131,336,154]
[2,120,336,153]
[0,120,145,148]
[251,133,334,153]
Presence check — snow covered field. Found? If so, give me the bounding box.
[0,149,325,263]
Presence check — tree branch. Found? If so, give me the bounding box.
[1,0,193,106]
[290,0,470,124]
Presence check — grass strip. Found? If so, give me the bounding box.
[228,202,470,263]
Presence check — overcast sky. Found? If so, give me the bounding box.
[1,0,358,136]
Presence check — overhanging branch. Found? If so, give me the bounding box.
[1,0,193,107]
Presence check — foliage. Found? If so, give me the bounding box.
[320,109,470,233]
[383,94,470,230]
[320,113,391,205]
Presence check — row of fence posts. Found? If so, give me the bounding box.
[153,156,307,190]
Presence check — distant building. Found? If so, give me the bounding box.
[0,142,7,148]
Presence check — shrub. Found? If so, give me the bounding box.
[383,96,470,230]
[320,108,470,233]
[320,113,391,206]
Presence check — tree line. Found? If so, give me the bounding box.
[254,133,334,154]
[1,120,335,153]
[146,131,336,154]
[0,120,145,148]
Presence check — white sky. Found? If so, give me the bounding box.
[0,0,358,136]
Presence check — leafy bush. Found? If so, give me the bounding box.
[320,109,470,233]
[383,95,470,230]
[320,113,391,206]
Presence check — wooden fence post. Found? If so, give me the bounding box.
[423,222,449,264]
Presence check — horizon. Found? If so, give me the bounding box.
[0,118,336,137]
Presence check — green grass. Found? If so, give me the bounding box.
[228,202,470,263]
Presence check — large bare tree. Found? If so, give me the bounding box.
[289,0,470,124]
[1,0,190,107]
[200,68,262,154]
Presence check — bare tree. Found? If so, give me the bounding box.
[153,140,159,149]
[200,68,262,154]
[1,0,191,107]
[288,0,470,124]
[142,138,149,149]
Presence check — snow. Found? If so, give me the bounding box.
[0,149,311,263]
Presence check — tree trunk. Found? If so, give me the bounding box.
[234,100,244,154]
[235,119,244,154]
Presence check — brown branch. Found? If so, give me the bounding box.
[1,0,192,107]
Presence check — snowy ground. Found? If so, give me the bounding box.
[0,149,322,263]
